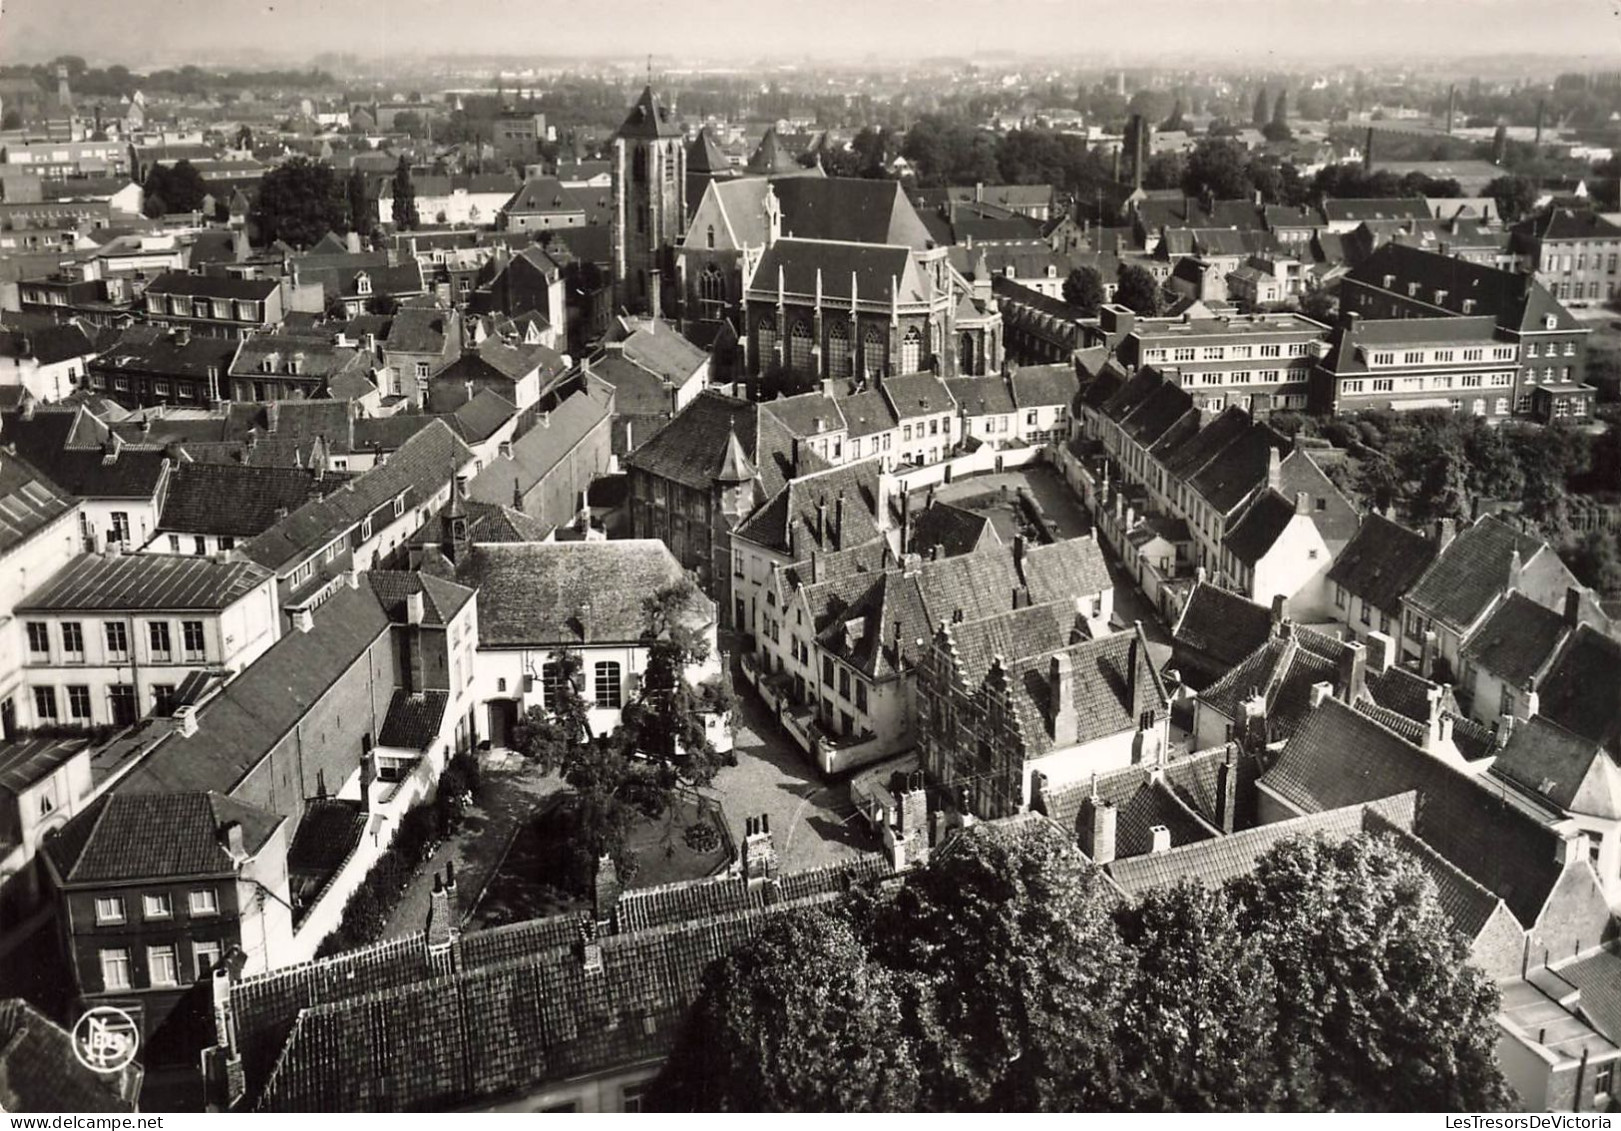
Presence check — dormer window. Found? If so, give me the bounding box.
[1434,290,1447,304]
[1545,314,1557,330]
[261,352,280,374]
[356,272,372,296]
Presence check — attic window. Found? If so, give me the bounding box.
[1544,314,1557,330]
[356,272,372,296]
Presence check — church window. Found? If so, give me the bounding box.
[700,263,725,306]
[900,326,922,374]
[863,326,884,377]
[789,321,814,376]
[828,322,851,378]
[757,322,777,370]
[960,332,976,376]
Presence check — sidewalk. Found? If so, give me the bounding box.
[380,753,566,937]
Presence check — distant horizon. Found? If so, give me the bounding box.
[4,0,1621,71]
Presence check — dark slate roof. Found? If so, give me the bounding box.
[1223,488,1298,566]
[18,552,271,612]
[944,375,1016,416]
[1257,696,1568,926]
[1326,512,1438,613]
[0,320,99,365]
[457,540,713,649]
[1405,516,1549,631]
[988,626,1167,759]
[686,128,730,174]
[1161,744,1262,831]
[229,335,370,381]
[1346,243,1580,332]
[1536,625,1621,754]
[0,450,75,556]
[1171,581,1273,675]
[1525,207,1621,242]
[377,690,450,751]
[410,498,551,549]
[1199,627,1345,742]
[614,85,683,141]
[760,390,847,438]
[366,570,476,627]
[286,798,366,874]
[750,239,928,305]
[608,319,709,385]
[1187,419,1285,516]
[1460,592,1571,688]
[881,372,955,417]
[381,306,454,355]
[45,791,282,884]
[626,389,825,496]
[0,998,138,1112]
[1323,198,1432,224]
[158,461,334,538]
[0,406,170,500]
[466,383,612,507]
[117,582,392,797]
[1491,716,1621,816]
[1552,945,1621,1046]
[144,270,278,300]
[772,176,934,250]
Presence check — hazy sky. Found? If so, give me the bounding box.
[2,0,1620,66]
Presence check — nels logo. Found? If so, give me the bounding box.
[71,1006,140,1073]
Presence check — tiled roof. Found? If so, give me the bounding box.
[158,461,334,538]
[1552,945,1621,1045]
[616,853,893,934]
[1040,767,1217,858]
[626,389,824,496]
[1346,243,1580,333]
[1326,512,1438,614]
[45,791,281,884]
[1258,696,1567,926]
[1460,592,1570,688]
[377,690,450,752]
[1323,198,1432,224]
[1198,626,1345,740]
[1536,624,1621,753]
[881,372,955,418]
[241,419,472,574]
[1010,362,1080,409]
[760,390,848,438]
[382,306,455,356]
[1162,744,1262,831]
[1105,794,1415,896]
[1187,418,1284,516]
[19,552,271,612]
[0,998,138,1112]
[286,798,366,874]
[1492,716,1621,817]
[995,626,1167,758]
[229,335,369,381]
[733,458,883,557]
[457,540,713,649]
[0,320,99,366]
[1405,515,1549,632]
[1170,580,1273,685]
[609,319,708,385]
[366,569,475,627]
[944,375,1016,416]
[908,501,993,559]
[832,386,898,439]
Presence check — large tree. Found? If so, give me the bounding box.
[253,155,347,248]
[1062,266,1105,315]
[347,166,373,238]
[142,159,207,215]
[872,826,1129,1112]
[1253,86,1270,127]
[1115,264,1165,316]
[1230,835,1513,1112]
[1182,138,1252,201]
[390,154,419,230]
[650,910,921,1111]
[1484,174,1538,223]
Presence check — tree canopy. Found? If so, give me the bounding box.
[253,156,347,248]
[141,160,207,216]
[390,155,419,231]
[1062,266,1105,316]
[1115,264,1164,316]
[1484,174,1538,223]
[650,827,1512,1112]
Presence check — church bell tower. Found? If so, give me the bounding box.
[611,84,687,317]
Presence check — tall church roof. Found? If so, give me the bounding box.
[687,127,731,175]
[615,85,683,141]
[746,126,804,175]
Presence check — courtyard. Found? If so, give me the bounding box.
[917,463,1094,543]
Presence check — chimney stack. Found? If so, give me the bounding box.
[1364,629,1394,675]
[1048,652,1078,745]
[833,491,845,551]
[1148,824,1172,854]
[1434,517,1457,552]
[1081,790,1117,865]
[1337,640,1367,703]
[426,873,456,954]
[1266,446,1282,491]
[594,853,621,926]
[1508,548,1524,591]
[1216,747,1239,833]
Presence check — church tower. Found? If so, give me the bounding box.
[612,85,687,317]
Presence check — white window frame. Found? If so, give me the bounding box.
[95,896,125,925]
[143,893,173,920]
[189,888,219,916]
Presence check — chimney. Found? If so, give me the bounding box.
[1434,517,1456,552]
[1295,490,1309,515]
[815,499,827,546]
[1148,824,1172,854]
[1266,446,1282,491]
[1337,640,1367,703]
[172,704,199,737]
[1564,586,1593,627]
[900,489,912,555]
[1508,548,1524,591]
[221,821,247,863]
[1269,593,1287,635]
[406,589,425,624]
[1424,684,1446,749]
[1013,532,1027,584]
[649,266,662,321]
[1216,747,1239,833]
[1049,653,1078,745]
[833,491,844,552]
[426,873,455,954]
[594,854,621,925]
[1081,791,1117,865]
[292,606,314,633]
[898,779,927,841]
[1309,680,1334,709]
[203,967,246,1110]
[1523,677,1540,719]
[1419,628,1437,679]
[1364,629,1394,675]
[359,735,375,813]
[742,812,778,882]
